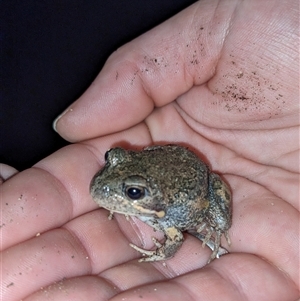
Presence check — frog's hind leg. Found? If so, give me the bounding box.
[191,228,228,263]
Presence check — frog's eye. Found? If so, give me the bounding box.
[126,186,145,200]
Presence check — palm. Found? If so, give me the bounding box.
[1,0,299,300]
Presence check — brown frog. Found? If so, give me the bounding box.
[90,145,232,263]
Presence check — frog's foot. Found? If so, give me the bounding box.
[129,237,168,262]
[190,231,228,259]
[196,226,231,264]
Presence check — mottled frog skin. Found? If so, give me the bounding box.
[90,145,232,263]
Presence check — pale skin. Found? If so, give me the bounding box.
[1,0,299,300]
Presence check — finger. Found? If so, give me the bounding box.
[23,276,115,301]
[1,210,138,301]
[54,0,298,142]
[1,124,151,250]
[1,167,73,250]
[0,163,18,184]
[225,175,299,287]
[18,256,299,300]
[108,255,299,301]
[2,202,214,301]
[11,234,219,301]
[54,1,236,142]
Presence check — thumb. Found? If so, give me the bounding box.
[53,1,230,142]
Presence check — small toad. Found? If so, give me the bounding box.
[90,145,232,263]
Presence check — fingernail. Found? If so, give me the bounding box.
[52,107,73,132]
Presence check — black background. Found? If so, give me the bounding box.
[1,0,196,170]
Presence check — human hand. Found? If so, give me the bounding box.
[2,0,299,300]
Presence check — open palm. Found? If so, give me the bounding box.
[2,0,299,300]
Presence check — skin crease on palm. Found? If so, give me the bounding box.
[1,0,299,300]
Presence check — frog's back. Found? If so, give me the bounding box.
[132,145,209,199]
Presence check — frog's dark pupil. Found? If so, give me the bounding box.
[126,187,144,200]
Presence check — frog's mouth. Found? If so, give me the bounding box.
[132,204,165,218]
[110,205,165,218]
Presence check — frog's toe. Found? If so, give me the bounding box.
[215,246,228,258]
[200,228,213,248]
[129,243,155,256]
[129,243,161,262]
[151,237,163,248]
[207,231,221,263]
[224,230,231,246]
[129,236,162,256]
[129,243,172,262]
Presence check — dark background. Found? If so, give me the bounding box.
[1,0,196,170]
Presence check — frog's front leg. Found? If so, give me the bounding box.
[130,226,183,262]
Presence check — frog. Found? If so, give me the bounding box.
[90,145,232,264]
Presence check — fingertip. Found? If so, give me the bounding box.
[52,106,76,139]
[0,163,19,183]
